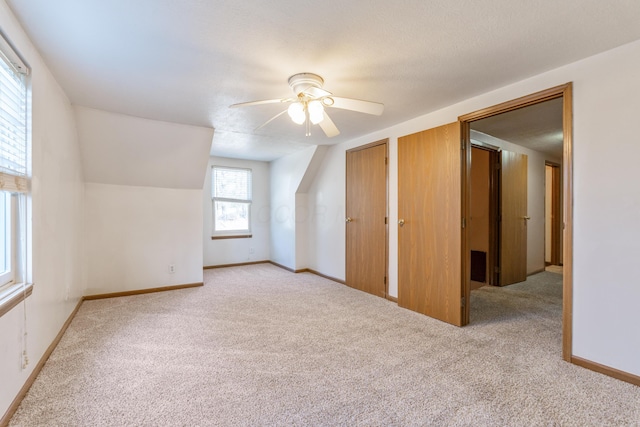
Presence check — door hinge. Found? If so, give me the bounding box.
[385,157,388,165]
[461,141,465,150]
[384,276,387,284]
[461,296,466,307]
[462,217,466,228]
[495,267,500,274]
[385,217,388,224]
[495,163,501,170]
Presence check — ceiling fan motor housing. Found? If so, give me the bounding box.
[288,72,324,96]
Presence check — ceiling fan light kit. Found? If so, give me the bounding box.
[230,72,384,138]
[307,100,324,124]
[287,102,306,124]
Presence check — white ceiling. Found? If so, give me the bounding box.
[6,0,640,161]
[471,98,564,159]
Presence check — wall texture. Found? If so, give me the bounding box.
[84,183,203,295]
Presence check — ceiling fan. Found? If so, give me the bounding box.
[230,72,384,137]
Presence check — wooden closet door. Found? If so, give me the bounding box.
[500,150,528,285]
[345,142,387,298]
[398,122,464,326]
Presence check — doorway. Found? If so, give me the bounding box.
[459,83,573,360]
[469,142,531,288]
[469,145,498,289]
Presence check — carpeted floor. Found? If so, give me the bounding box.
[8,264,640,426]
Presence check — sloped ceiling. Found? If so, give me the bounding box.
[75,106,213,189]
[7,0,640,161]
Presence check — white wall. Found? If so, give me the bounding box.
[306,39,640,377]
[306,146,349,280]
[270,145,324,270]
[471,131,562,275]
[84,183,202,295]
[0,0,85,416]
[75,107,213,296]
[203,157,270,266]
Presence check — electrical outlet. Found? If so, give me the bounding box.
[168,264,175,274]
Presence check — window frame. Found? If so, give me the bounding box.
[0,192,15,289]
[211,165,253,239]
[0,32,32,318]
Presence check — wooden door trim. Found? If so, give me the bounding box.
[562,83,574,363]
[471,144,501,287]
[345,139,389,299]
[545,161,562,266]
[459,83,570,122]
[346,138,388,153]
[461,123,471,325]
[458,82,573,361]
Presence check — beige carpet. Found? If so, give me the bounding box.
[8,264,640,426]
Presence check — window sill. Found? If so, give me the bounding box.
[0,283,33,318]
[211,234,252,240]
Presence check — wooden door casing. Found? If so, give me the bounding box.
[459,83,573,361]
[548,162,562,266]
[398,122,464,326]
[345,141,388,298]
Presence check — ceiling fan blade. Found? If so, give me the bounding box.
[303,86,332,98]
[255,109,288,130]
[230,98,293,108]
[319,112,340,137]
[327,96,384,115]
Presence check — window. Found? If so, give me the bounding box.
[0,192,14,289]
[211,166,252,237]
[0,32,31,317]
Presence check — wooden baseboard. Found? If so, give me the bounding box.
[571,356,640,387]
[269,262,346,284]
[386,294,398,303]
[268,261,296,273]
[0,298,83,427]
[203,260,269,269]
[83,282,203,300]
[528,267,546,276]
[303,268,346,285]
[267,262,347,285]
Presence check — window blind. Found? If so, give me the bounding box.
[0,50,27,178]
[213,167,252,201]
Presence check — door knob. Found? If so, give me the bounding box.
[522,216,531,220]
[398,219,405,227]
[346,217,353,223]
